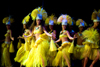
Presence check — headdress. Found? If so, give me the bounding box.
[57,14,72,25]
[22,13,30,24]
[31,7,48,21]
[91,9,100,22]
[2,16,14,25]
[76,19,87,27]
[45,14,57,25]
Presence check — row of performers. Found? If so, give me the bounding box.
[1,7,100,67]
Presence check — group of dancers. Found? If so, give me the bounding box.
[1,7,100,67]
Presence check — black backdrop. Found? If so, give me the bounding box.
[0,0,100,67]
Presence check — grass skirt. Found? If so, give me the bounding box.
[14,41,31,65]
[73,44,84,60]
[82,42,99,60]
[1,43,12,66]
[52,41,71,66]
[25,36,49,67]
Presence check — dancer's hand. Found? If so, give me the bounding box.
[18,36,22,39]
[11,37,14,41]
[73,35,77,39]
[58,46,62,50]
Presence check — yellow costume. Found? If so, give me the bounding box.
[82,27,99,60]
[24,26,49,67]
[1,30,13,66]
[14,29,32,65]
[73,19,87,60]
[73,44,84,60]
[46,31,57,66]
[52,33,72,66]
[14,13,31,65]
[45,15,58,66]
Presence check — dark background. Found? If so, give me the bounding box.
[0,0,100,67]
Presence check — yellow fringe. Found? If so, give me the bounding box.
[9,41,14,53]
[68,41,74,53]
[50,38,57,51]
[17,39,22,49]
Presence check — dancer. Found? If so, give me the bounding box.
[73,19,87,66]
[89,10,100,67]
[14,13,32,67]
[52,14,76,67]
[82,10,100,67]
[1,16,14,67]
[24,7,49,67]
[44,14,59,66]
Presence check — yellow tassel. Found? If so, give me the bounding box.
[50,38,57,51]
[9,41,15,53]
[68,41,74,53]
[17,39,21,49]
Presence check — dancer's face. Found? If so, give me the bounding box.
[62,25,67,30]
[94,22,99,27]
[36,19,41,25]
[79,26,84,32]
[23,24,26,29]
[6,25,10,29]
[49,25,53,30]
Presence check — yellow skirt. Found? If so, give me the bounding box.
[14,41,31,65]
[73,44,84,60]
[82,43,91,58]
[47,50,57,66]
[25,37,49,67]
[82,42,99,60]
[89,48,98,60]
[14,43,25,62]
[1,43,12,66]
[52,42,71,66]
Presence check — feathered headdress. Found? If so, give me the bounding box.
[91,9,100,22]
[45,14,57,25]
[2,16,14,25]
[31,7,48,21]
[22,13,30,24]
[57,14,72,25]
[76,19,87,27]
